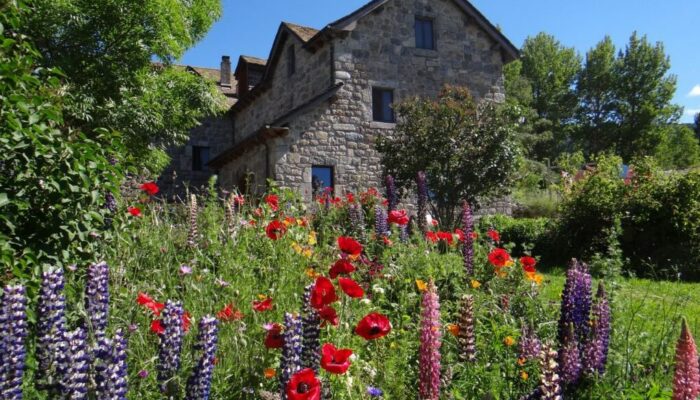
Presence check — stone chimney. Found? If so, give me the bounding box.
[220,55,231,87]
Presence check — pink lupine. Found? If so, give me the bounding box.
[672,318,700,400]
[419,281,441,400]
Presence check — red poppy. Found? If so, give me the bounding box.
[337,237,363,257]
[520,256,537,273]
[470,231,479,240]
[437,231,454,245]
[233,194,245,205]
[140,182,159,196]
[345,193,355,203]
[286,368,321,400]
[217,303,243,322]
[266,220,287,240]
[431,219,439,227]
[182,312,192,332]
[425,231,439,243]
[387,210,409,225]
[329,259,355,279]
[318,306,339,327]
[150,319,164,335]
[455,229,465,242]
[253,297,274,312]
[137,292,164,315]
[488,248,511,268]
[264,323,285,349]
[360,187,379,204]
[355,312,391,340]
[338,277,364,298]
[128,206,142,217]
[320,343,353,374]
[265,194,279,211]
[487,229,501,243]
[310,277,338,309]
[149,312,191,334]
[381,236,393,246]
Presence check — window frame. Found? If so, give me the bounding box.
[311,165,335,197]
[414,16,435,50]
[287,45,296,77]
[192,146,210,172]
[371,87,395,123]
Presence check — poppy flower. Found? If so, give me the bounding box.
[345,193,355,203]
[318,306,339,327]
[437,231,454,245]
[387,210,409,225]
[128,206,142,217]
[320,343,353,374]
[520,256,537,273]
[455,229,465,242]
[488,248,511,268]
[140,182,159,196]
[264,368,276,379]
[329,259,355,279]
[182,312,192,332]
[487,229,501,242]
[217,303,243,322]
[149,312,191,334]
[381,236,392,246]
[264,323,284,349]
[253,297,274,312]
[470,231,478,240]
[150,320,165,335]
[266,220,287,240]
[425,231,439,243]
[286,368,321,400]
[310,277,338,309]
[137,292,164,315]
[355,312,391,340]
[337,236,363,257]
[265,194,279,211]
[338,277,364,298]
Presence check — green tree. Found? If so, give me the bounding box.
[654,124,700,169]
[612,32,680,161]
[694,113,700,140]
[376,86,518,227]
[19,0,226,170]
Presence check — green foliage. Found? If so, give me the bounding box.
[477,214,552,256]
[0,0,124,277]
[376,86,519,227]
[654,124,700,169]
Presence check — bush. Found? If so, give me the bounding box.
[477,214,552,257]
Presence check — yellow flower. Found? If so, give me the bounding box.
[505,259,515,267]
[517,357,527,366]
[291,242,303,254]
[446,323,460,336]
[416,279,428,292]
[257,294,268,300]
[525,271,544,286]
[308,231,317,245]
[305,268,320,278]
[302,248,313,258]
[470,279,481,289]
[520,370,529,381]
[504,336,516,347]
[264,368,276,379]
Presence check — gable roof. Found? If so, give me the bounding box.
[240,55,267,67]
[283,22,320,43]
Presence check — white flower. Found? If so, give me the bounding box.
[372,285,385,294]
[360,298,372,305]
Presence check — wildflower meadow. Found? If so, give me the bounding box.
[0,176,699,400]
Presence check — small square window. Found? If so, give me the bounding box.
[372,87,395,123]
[312,166,334,198]
[192,146,210,171]
[415,17,434,50]
[287,46,296,76]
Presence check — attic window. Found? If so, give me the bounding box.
[287,46,296,76]
[415,17,435,50]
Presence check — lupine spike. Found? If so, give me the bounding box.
[63,327,90,399]
[348,204,366,242]
[374,206,388,239]
[399,224,409,243]
[157,301,185,395]
[583,282,611,376]
[457,294,476,362]
[538,345,563,400]
[279,313,303,400]
[86,261,110,339]
[672,318,700,400]
[418,281,441,400]
[108,330,129,400]
[416,171,428,234]
[519,324,542,361]
[461,201,474,276]
[300,285,321,372]
[185,316,219,400]
[187,194,199,248]
[36,269,69,383]
[558,259,592,345]
[225,193,240,240]
[558,323,582,385]
[0,285,28,400]
[385,175,398,212]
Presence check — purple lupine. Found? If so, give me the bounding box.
[62,327,90,399]
[672,318,700,400]
[158,301,185,395]
[416,171,428,234]
[457,294,476,362]
[36,269,69,383]
[104,192,117,213]
[538,345,562,400]
[519,324,542,361]
[187,194,198,248]
[279,313,303,399]
[385,175,398,212]
[583,282,611,375]
[399,224,409,243]
[461,201,474,276]
[418,281,441,400]
[0,285,28,400]
[374,206,388,238]
[559,323,582,385]
[300,285,321,372]
[86,262,110,339]
[558,259,592,345]
[95,330,128,400]
[185,316,219,400]
[348,204,366,241]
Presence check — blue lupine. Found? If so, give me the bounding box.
[186,316,219,400]
[374,206,388,238]
[558,259,592,345]
[461,201,474,276]
[0,285,28,400]
[399,224,409,243]
[583,282,611,375]
[519,324,542,361]
[36,269,69,383]
[63,327,90,399]
[158,301,185,395]
[385,175,398,211]
[86,262,110,339]
[279,313,303,399]
[301,285,321,372]
[559,324,582,385]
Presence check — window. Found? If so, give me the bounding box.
[312,166,334,197]
[415,17,434,50]
[192,146,210,171]
[287,46,296,76]
[372,87,395,123]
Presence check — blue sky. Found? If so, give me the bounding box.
[181,0,700,122]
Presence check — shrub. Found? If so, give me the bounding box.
[477,214,552,258]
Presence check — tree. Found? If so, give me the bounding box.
[376,87,518,227]
[654,125,700,169]
[695,113,700,140]
[19,0,227,171]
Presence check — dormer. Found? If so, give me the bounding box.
[235,56,267,97]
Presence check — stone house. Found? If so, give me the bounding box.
[160,0,518,204]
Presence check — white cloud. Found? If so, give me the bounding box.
[688,85,700,97]
[684,108,700,116]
